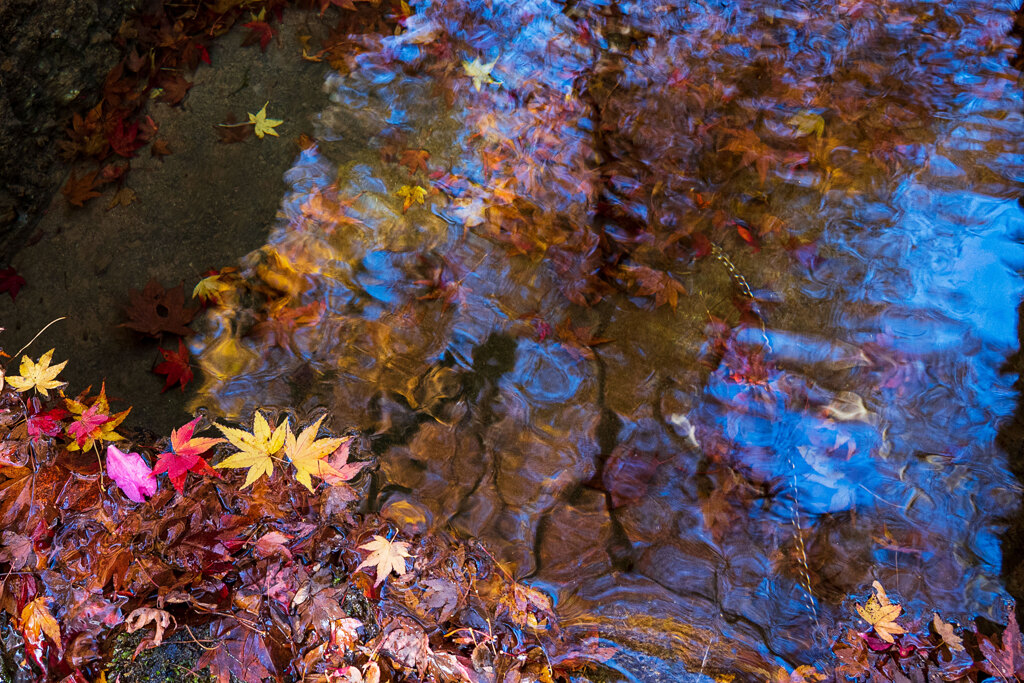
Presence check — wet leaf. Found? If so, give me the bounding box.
[122,279,198,337]
[21,597,62,651]
[153,338,194,392]
[397,184,427,212]
[356,535,411,586]
[125,607,174,646]
[6,349,67,398]
[854,581,905,644]
[980,605,1024,679]
[0,267,27,301]
[62,171,103,207]
[932,613,964,652]
[462,57,500,91]
[106,444,157,503]
[248,102,283,139]
[214,410,288,488]
[153,416,224,493]
[64,383,130,452]
[284,415,344,492]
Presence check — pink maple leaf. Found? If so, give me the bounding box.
[152,416,224,493]
[66,404,110,448]
[320,439,369,486]
[106,444,158,503]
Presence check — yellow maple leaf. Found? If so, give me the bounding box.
[193,273,234,306]
[248,102,283,139]
[6,348,67,398]
[396,185,427,213]
[462,57,500,91]
[284,415,343,492]
[21,597,62,651]
[855,580,905,644]
[214,411,288,488]
[356,534,411,586]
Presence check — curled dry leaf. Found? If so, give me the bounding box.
[125,607,175,646]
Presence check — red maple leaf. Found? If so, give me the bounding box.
[0,267,26,301]
[153,416,224,493]
[242,21,276,52]
[108,117,143,158]
[981,604,1024,679]
[26,407,68,442]
[153,339,193,392]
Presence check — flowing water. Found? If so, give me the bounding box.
[189,0,1024,677]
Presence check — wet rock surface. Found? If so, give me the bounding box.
[0,0,133,252]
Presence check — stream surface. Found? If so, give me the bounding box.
[190,0,1024,677]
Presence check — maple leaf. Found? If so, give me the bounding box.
[6,348,67,397]
[932,613,964,652]
[248,102,283,139]
[62,170,103,207]
[193,270,235,306]
[123,279,198,337]
[379,619,430,673]
[153,338,193,392]
[356,534,411,586]
[108,117,143,157]
[0,267,26,301]
[284,416,345,492]
[106,444,157,503]
[855,580,905,644]
[462,57,501,91]
[157,73,193,105]
[980,603,1024,679]
[26,406,67,441]
[153,416,224,493]
[396,185,427,213]
[198,618,275,683]
[319,438,369,486]
[242,19,277,52]
[21,597,62,652]
[214,411,288,488]
[151,139,172,158]
[0,531,32,570]
[64,384,130,452]
[399,148,430,174]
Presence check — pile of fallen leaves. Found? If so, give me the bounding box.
[0,345,611,682]
[59,0,402,210]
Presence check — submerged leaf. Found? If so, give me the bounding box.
[356,535,412,586]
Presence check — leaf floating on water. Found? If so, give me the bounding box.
[854,581,905,644]
[932,613,964,652]
[461,56,501,91]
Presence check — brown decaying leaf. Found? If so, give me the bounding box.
[123,279,198,337]
[62,171,104,207]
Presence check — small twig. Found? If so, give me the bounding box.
[7,317,67,367]
[184,625,218,651]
